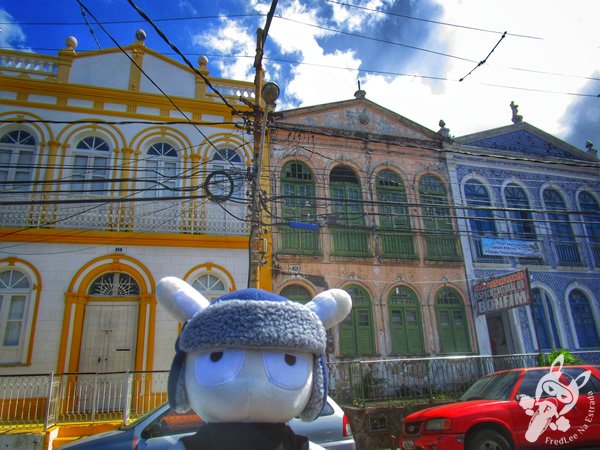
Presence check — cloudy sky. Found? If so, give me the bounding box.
[2,0,599,149]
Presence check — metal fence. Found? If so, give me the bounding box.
[328,351,600,405]
[1,352,599,430]
[0,371,169,430]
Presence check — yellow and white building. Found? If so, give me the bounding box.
[0,31,261,376]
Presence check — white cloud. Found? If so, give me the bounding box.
[416,0,600,141]
[261,0,361,107]
[192,17,256,81]
[0,9,28,50]
[190,0,599,147]
[178,0,198,15]
[329,0,393,31]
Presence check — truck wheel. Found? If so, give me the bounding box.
[468,429,512,450]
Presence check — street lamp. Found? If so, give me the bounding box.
[261,81,280,108]
[248,81,280,288]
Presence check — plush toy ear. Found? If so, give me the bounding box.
[306,288,352,330]
[157,276,210,323]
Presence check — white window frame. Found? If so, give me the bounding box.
[0,129,36,191]
[144,142,179,198]
[71,135,111,195]
[0,269,34,365]
[209,147,246,202]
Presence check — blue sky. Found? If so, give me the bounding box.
[2,0,599,150]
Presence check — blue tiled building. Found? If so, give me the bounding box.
[446,119,600,355]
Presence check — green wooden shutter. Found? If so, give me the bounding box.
[437,308,455,353]
[330,167,369,256]
[435,287,471,353]
[340,314,356,355]
[356,309,374,354]
[339,284,374,355]
[390,309,407,354]
[280,162,319,254]
[405,308,423,353]
[389,286,424,355]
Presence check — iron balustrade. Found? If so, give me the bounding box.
[554,241,583,266]
[0,194,249,236]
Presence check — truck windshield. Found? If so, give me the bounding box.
[460,371,520,401]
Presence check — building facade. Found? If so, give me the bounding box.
[269,91,477,360]
[447,116,600,355]
[0,32,259,375]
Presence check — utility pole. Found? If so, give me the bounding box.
[248,27,265,289]
[247,0,279,290]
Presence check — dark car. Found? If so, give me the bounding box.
[398,363,600,450]
[60,396,355,449]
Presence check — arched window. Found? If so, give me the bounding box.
[419,175,460,260]
[144,142,179,198]
[569,289,600,348]
[339,284,374,355]
[89,272,140,296]
[71,136,111,194]
[192,273,228,302]
[388,286,424,354]
[329,166,368,256]
[531,288,561,350]
[280,162,319,254]
[435,287,470,353]
[543,189,581,265]
[464,180,497,259]
[209,148,245,201]
[280,284,312,304]
[578,191,600,266]
[376,171,415,259]
[0,130,36,191]
[0,269,33,364]
[505,184,537,240]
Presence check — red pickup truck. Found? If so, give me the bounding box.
[398,362,600,450]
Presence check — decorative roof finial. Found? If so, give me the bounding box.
[437,119,451,139]
[586,140,597,158]
[135,29,147,42]
[65,36,78,51]
[354,80,366,99]
[510,101,523,124]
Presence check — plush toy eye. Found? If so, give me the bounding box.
[210,351,223,362]
[193,349,244,387]
[263,351,311,390]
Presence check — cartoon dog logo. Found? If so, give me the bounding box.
[519,354,591,443]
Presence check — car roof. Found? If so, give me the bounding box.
[485,365,596,377]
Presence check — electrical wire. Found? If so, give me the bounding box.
[459,31,507,82]
[324,0,542,41]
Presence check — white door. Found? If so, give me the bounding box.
[78,302,138,412]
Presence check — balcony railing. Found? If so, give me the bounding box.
[0,194,248,236]
[378,230,418,260]
[2,351,599,430]
[554,241,583,266]
[591,243,600,268]
[424,233,462,261]
[279,227,321,255]
[330,228,370,257]
[0,50,58,79]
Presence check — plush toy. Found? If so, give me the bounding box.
[156,277,352,450]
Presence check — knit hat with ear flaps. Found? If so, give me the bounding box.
[168,288,328,422]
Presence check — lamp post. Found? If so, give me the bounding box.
[248,81,279,289]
